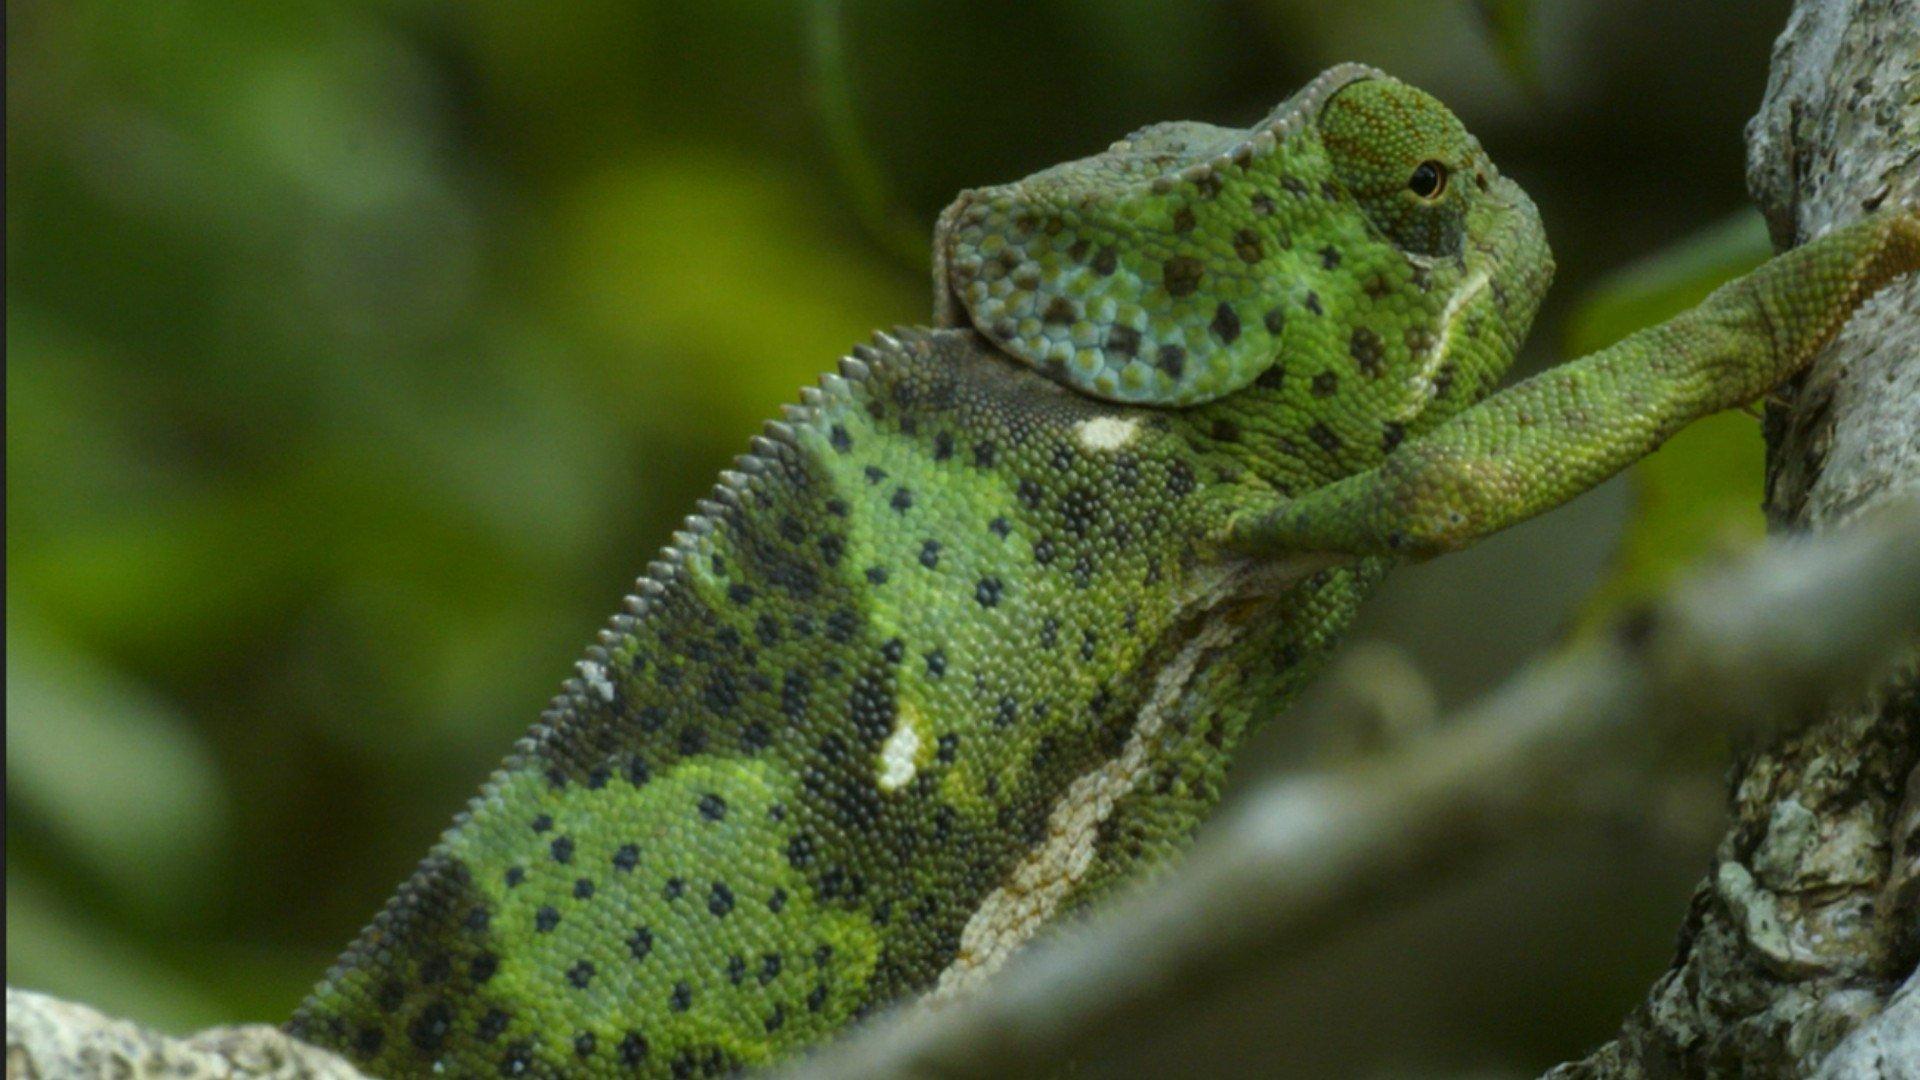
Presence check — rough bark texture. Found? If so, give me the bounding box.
[1550,1,1920,1076]
[4,989,367,1080]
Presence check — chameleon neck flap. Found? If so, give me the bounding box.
[933,63,1388,405]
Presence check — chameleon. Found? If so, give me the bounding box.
[286,63,1920,1078]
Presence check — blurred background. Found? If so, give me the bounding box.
[8,1,1794,1075]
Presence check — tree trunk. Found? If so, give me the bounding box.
[1549,1,1920,1075]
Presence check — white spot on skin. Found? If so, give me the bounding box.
[877,714,921,793]
[578,660,616,703]
[1074,415,1141,452]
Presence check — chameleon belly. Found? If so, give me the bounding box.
[287,328,1374,1078]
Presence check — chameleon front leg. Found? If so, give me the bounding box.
[1228,208,1920,559]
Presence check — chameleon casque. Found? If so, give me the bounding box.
[288,64,1920,1077]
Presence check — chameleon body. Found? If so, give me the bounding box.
[288,65,1919,1077]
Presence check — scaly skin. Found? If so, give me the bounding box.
[287,65,1918,1077]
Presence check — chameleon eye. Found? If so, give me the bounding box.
[1408,160,1448,199]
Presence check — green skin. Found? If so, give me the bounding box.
[288,64,1919,1077]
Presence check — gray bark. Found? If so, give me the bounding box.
[1548,1,1920,1076]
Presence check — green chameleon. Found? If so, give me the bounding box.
[287,64,1919,1077]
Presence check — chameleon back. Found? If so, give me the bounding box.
[288,329,1376,1077]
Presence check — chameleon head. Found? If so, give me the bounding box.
[934,64,1554,410]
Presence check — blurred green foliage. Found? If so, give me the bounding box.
[8,0,1794,1072]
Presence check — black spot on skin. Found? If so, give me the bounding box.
[865,565,889,585]
[620,1032,649,1066]
[808,983,830,1012]
[1032,537,1056,565]
[764,1006,787,1033]
[769,888,788,913]
[741,721,771,751]
[975,577,1003,607]
[698,793,727,821]
[926,649,947,678]
[1311,371,1339,398]
[531,814,553,834]
[574,878,595,899]
[1251,193,1276,215]
[1320,245,1342,270]
[1434,362,1458,398]
[1211,419,1239,442]
[994,696,1018,727]
[678,726,708,755]
[727,955,747,985]
[826,498,849,518]
[477,1008,510,1043]
[535,906,560,932]
[465,907,491,933]
[1255,365,1285,390]
[1193,172,1223,198]
[889,487,914,512]
[1162,256,1204,298]
[881,637,905,663]
[1093,247,1119,275]
[1349,327,1385,376]
[760,953,783,985]
[990,515,1012,537]
[613,844,640,871]
[918,539,941,569]
[669,982,693,1012]
[471,952,499,983]
[408,1001,453,1054]
[1018,478,1043,509]
[550,836,574,864]
[1106,325,1140,357]
[567,960,595,989]
[1382,422,1407,452]
[786,832,816,869]
[664,877,686,900]
[933,431,954,460]
[1210,302,1241,344]
[830,425,852,452]
[628,926,653,961]
[1167,461,1196,497]
[1171,207,1197,233]
[863,465,887,484]
[1233,229,1264,263]
[1308,423,1343,453]
[586,763,611,789]
[505,866,525,887]
[1156,344,1186,379]
[1043,297,1078,325]
[573,1032,596,1059]
[625,756,651,787]
[1067,238,1091,262]
[709,882,735,916]
[1263,307,1286,335]
[818,534,845,568]
[973,441,997,468]
[1304,291,1324,315]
